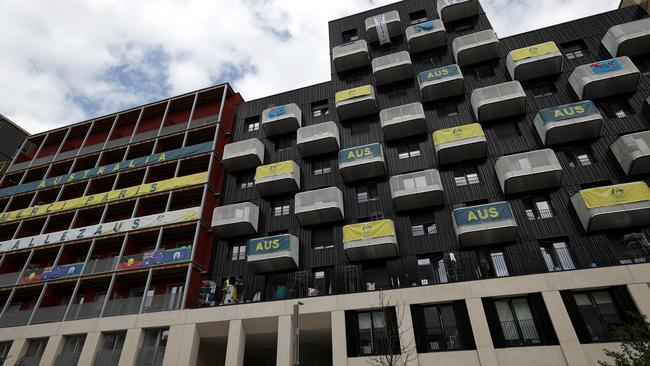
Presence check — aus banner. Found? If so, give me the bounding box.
[0,207,201,254]
[248,235,292,256]
[538,101,598,124]
[0,142,212,198]
[418,65,459,83]
[338,143,382,163]
[453,202,514,227]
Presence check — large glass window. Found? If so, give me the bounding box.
[475,249,509,279]
[55,335,85,366]
[21,338,48,365]
[137,328,168,366]
[410,212,437,237]
[0,341,12,364]
[95,332,126,366]
[420,304,462,351]
[523,195,554,220]
[397,141,421,160]
[608,232,650,264]
[311,267,334,296]
[539,239,575,272]
[494,298,541,347]
[363,262,390,291]
[573,291,624,342]
[564,146,595,167]
[357,310,389,356]
[356,182,379,203]
[271,198,291,216]
[417,254,448,285]
[312,226,335,250]
[454,166,480,186]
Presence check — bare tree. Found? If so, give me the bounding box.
[366,290,418,366]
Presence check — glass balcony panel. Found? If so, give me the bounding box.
[66,301,104,321]
[222,138,265,172]
[432,123,487,165]
[405,19,446,53]
[30,304,68,324]
[506,41,563,81]
[389,169,444,211]
[436,0,479,23]
[452,29,499,66]
[294,187,345,226]
[371,51,413,86]
[261,103,302,137]
[335,85,377,121]
[380,102,426,141]
[142,293,184,313]
[296,121,340,157]
[0,309,32,328]
[0,271,20,287]
[602,18,650,57]
[212,202,260,238]
[83,257,119,275]
[254,161,300,196]
[471,81,526,122]
[332,40,370,72]
[568,56,640,100]
[610,130,650,176]
[495,149,563,195]
[364,10,402,43]
[102,297,143,317]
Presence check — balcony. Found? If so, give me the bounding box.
[212,202,260,238]
[294,187,344,226]
[0,271,20,287]
[254,160,300,196]
[83,257,119,275]
[296,121,340,157]
[495,149,562,195]
[405,20,446,53]
[452,202,518,248]
[571,181,650,231]
[436,0,479,23]
[222,138,265,172]
[380,102,426,141]
[602,18,650,57]
[432,123,487,165]
[103,297,143,317]
[611,130,650,176]
[332,40,370,72]
[247,234,299,273]
[0,309,32,328]
[142,293,183,313]
[533,101,603,146]
[338,143,387,182]
[506,41,563,81]
[117,247,191,271]
[343,219,398,261]
[30,304,67,324]
[365,10,402,43]
[372,51,413,86]
[66,300,104,321]
[335,85,377,120]
[261,103,302,137]
[418,64,464,102]
[568,57,640,100]
[389,169,444,211]
[452,29,499,66]
[471,81,526,122]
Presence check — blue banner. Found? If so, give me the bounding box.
[41,262,84,280]
[418,65,459,83]
[538,101,598,124]
[0,142,213,198]
[453,202,513,227]
[142,247,192,267]
[589,58,622,74]
[248,235,291,256]
[267,106,287,118]
[338,143,382,163]
[415,21,434,32]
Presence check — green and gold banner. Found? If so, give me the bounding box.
[0,172,208,224]
[433,123,485,145]
[343,219,395,242]
[254,161,295,180]
[580,181,650,209]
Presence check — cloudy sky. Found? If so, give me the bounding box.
[0,0,620,134]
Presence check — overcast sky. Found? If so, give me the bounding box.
[0,0,620,134]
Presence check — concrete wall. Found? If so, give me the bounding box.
[0,264,648,366]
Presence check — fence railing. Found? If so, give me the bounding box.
[30,304,67,324]
[102,297,143,317]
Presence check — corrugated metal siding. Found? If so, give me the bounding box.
[212,4,650,298]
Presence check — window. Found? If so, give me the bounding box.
[312,158,333,175]
[475,249,509,279]
[363,261,390,291]
[245,116,260,132]
[274,136,292,152]
[312,267,334,295]
[98,331,126,363]
[266,273,289,300]
[608,232,650,264]
[494,298,542,346]
[350,119,370,135]
[312,226,335,250]
[417,254,448,285]
[57,335,85,364]
[412,303,474,352]
[311,100,329,117]
[388,88,408,99]
[347,309,399,357]
[137,328,168,366]
[236,173,254,189]
[356,182,379,203]
[409,10,428,24]
[342,28,359,42]
[560,39,588,59]
[540,239,576,272]
[472,63,495,78]
[410,212,437,237]
[572,290,626,342]
[523,196,554,220]
[490,121,521,139]
[598,99,635,118]
[454,166,480,186]
[271,198,291,216]
[436,102,459,118]
[529,80,556,98]
[398,141,421,159]
[0,341,12,364]
[229,243,247,261]
[564,146,595,167]
[21,338,48,365]
[452,20,473,33]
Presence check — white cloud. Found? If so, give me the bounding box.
[0,0,620,134]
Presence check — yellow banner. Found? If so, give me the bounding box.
[0,172,208,224]
[510,41,559,61]
[343,219,395,242]
[335,85,372,103]
[255,161,295,180]
[433,123,485,145]
[580,181,650,209]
